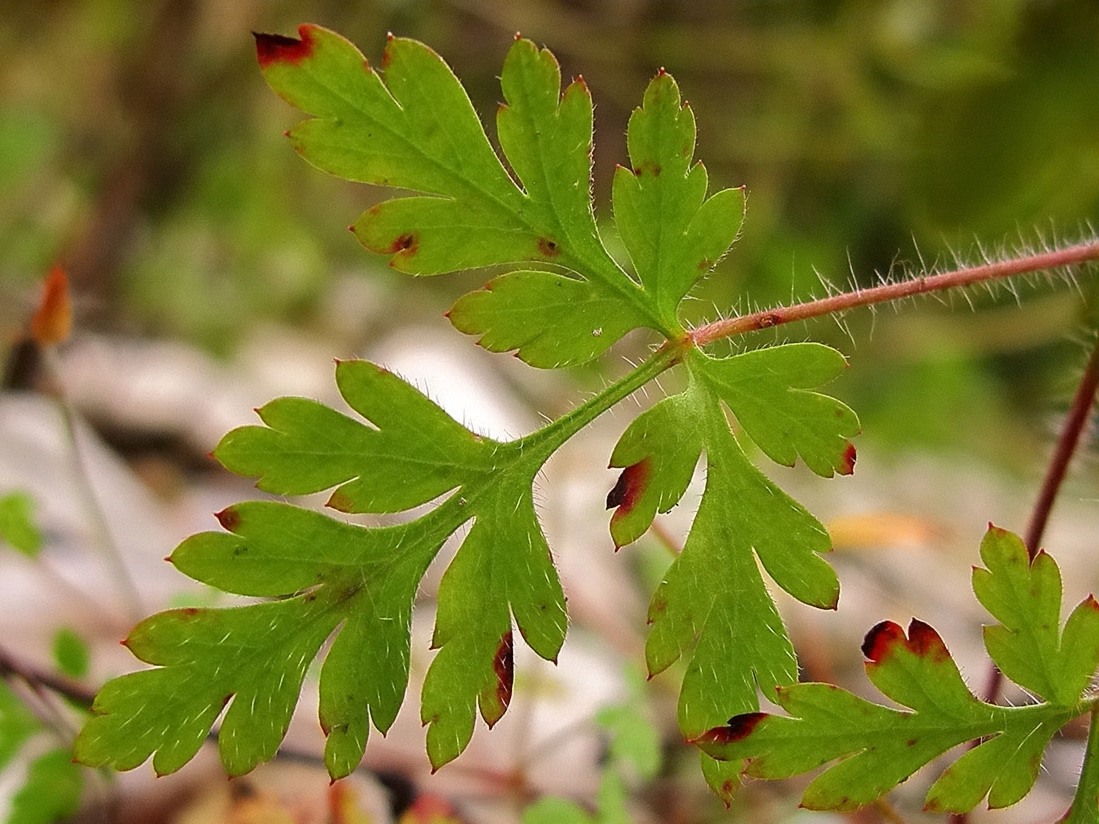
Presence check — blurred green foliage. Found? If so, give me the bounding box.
[1,0,1097,460]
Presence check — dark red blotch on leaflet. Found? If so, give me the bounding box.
[254,26,316,69]
[606,459,651,512]
[861,618,945,663]
[488,630,514,726]
[695,711,768,746]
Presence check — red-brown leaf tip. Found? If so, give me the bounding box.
[839,442,857,475]
[693,712,767,745]
[482,630,514,729]
[31,265,72,346]
[215,507,241,531]
[327,490,354,513]
[254,27,315,69]
[906,618,948,659]
[861,620,904,662]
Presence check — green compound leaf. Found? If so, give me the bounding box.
[0,491,43,557]
[9,748,84,824]
[76,358,569,778]
[257,25,747,367]
[0,683,85,824]
[694,526,1098,814]
[610,347,849,743]
[77,26,863,795]
[973,525,1099,707]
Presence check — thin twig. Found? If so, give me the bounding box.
[0,642,96,710]
[41,348,144,624]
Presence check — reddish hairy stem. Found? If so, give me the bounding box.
[1022,333,1099,560]
[690,240,1099,346]
[981,332,1099,714]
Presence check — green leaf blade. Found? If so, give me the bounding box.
[607,392,703,548]
[259,27,516,199]
[9,748,83,824]
[612,71,746,324]
[422,482,567,769]
[214,359,490,513]
[696,344,860,477]
[448,271,646,368]
[974,525,1099,706]
[695,611,1085,813]
[0,491,43,557]
[924,710,1065,813]
[76,597,343,776]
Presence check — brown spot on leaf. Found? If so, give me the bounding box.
[254,27,315,69]
[694,712,767,745]
[388,232,418,256]
[482,631,513,729]
[215,507,241,531]
[719,781,736,807]
[537,237,559,257]
[839,443,856,475]
[647,590,668,625]
[697,257,713,271]
[607,458,651,511]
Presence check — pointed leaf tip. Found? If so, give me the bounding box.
[214,507,240,531]
[839,443,856,475]
[696,712,767,746]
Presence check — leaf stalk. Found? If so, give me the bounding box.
[690,240,1099,346]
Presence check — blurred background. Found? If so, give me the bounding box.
[2,1,1099,822]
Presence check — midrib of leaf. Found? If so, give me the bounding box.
[999,564,1062,700]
